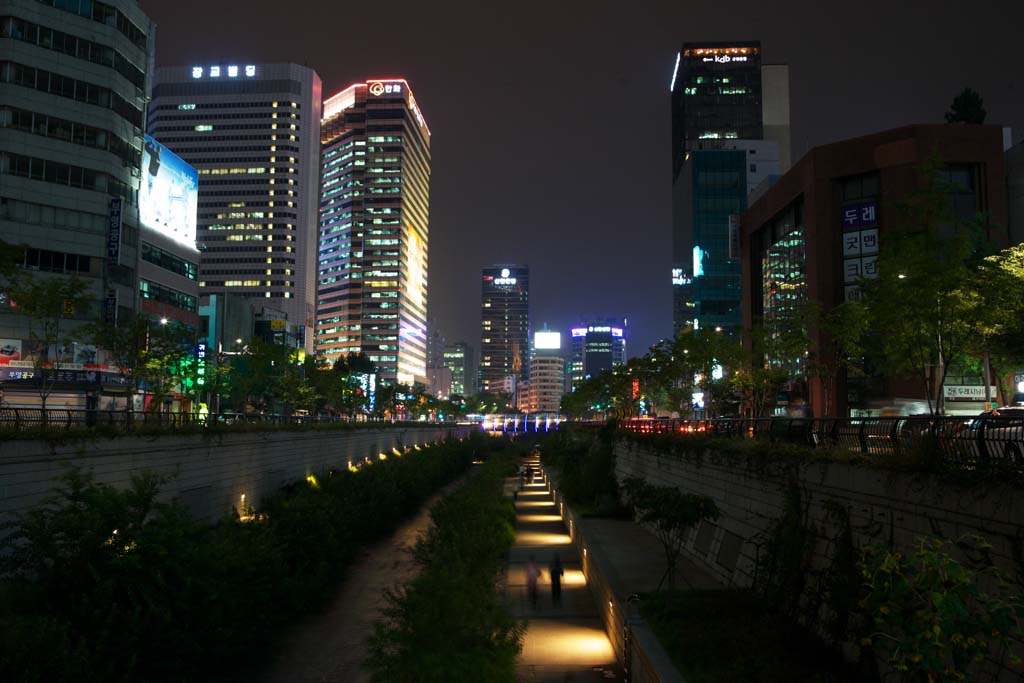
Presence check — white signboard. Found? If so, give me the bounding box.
[943,385,998,401]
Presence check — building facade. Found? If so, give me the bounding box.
[569,320,627,387]
[1008,138,1024,246]
[443,341,474,397]
[0,0,155,405]
[148,62,322,353]
[528,355,564,413]
[677,140,781,332]
[528,329,565,413]
[480,265,529,394]
[670,41,790,334]
[741,124,1009,416]
[137,135,200,329]
[315,79,430,385]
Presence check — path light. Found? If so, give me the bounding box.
[898,273,907,279]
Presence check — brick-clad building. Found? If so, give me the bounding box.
[741,124,1009,416]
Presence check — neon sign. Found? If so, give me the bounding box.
[191,65,257,79]
[494,267,517,286]
[368,81,403,96]
[702,55,748,63]
[671,267,692,286]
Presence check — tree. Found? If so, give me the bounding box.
[860,157,990,414]
[945,87,986,124]
[730,324,794,418]
[801,301,869,416]
[860,536,1023,681]
[465,391,512,415]
[84,314,152,414]
[138,322,195,413]
[973,244,1024,405]
[621,477,719,590]
[6,273,92,417]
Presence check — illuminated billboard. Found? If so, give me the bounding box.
[534,331,561,350]
[139,135,199,250]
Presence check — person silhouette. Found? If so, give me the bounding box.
[526,555,541,608]
[549,553,564,607]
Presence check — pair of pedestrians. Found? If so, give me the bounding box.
[525,553,564,608]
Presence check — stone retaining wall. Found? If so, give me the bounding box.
[614,439,1023,592]
[551,484,686,683]
[1,425,474,523]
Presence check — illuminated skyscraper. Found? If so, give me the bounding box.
[480,265,529,395]
[316,79,431,384]
[669,42,790,333]
[569,319,627,387]
[149,63,323,352]
[443,342,475,397]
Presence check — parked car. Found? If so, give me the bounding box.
[964,407,1024,461]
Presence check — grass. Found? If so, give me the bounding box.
[640,589,873,683]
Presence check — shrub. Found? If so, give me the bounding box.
[0,434,486,681]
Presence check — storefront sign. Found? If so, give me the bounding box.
[107,199,122,265]
[943,385,998,401]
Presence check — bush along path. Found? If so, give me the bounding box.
[365,448,524,683]
[0,433,490,683]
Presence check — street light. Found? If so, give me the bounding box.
[160,317,168,325]
[897,274,907,279]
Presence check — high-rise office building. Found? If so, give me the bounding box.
[670,42,790,334]
[443,341,475,397]
[148,63,323,353]
[569,319,627,387]
[528,329,565,413]
[480,265,529,394]
[315,79,431,385]
[425,322,446,370]
[0,0,155,403]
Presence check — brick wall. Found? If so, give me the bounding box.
[0,425,474,523]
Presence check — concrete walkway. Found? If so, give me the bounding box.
[504,454,619,683]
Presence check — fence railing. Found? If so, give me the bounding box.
[619,416,1024,471]
[0,408,455,434]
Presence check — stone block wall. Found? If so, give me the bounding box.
[614,439,1024,592]
[1,425,474,523]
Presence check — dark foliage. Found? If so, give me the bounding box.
[366,451,523,682]
[0,435,487,681]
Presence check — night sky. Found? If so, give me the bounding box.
[140,0,1024,360]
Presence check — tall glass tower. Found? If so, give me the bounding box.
[669,42,790,334]
[316,79,431,385]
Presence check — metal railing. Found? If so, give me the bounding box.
[0,408,453,434]
[619,416,1024,471]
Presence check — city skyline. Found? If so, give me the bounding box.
[139,0,1024,359]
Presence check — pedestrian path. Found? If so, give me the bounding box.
[503,455,619,683]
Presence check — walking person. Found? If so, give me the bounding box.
[526,555,541,608]
[549,553,564,608]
